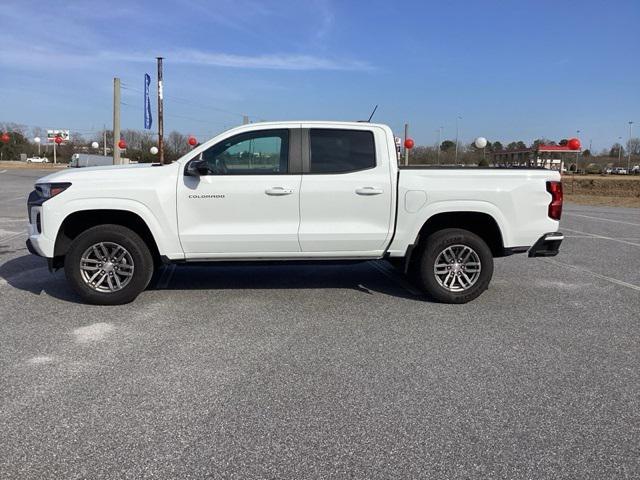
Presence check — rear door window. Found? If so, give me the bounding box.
[309,129,375,173]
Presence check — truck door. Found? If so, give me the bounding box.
[298,127,394,253]
[177,128,302,257]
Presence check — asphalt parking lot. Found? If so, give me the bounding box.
[1,168,639,479]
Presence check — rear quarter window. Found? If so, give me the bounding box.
[309,129,375,173]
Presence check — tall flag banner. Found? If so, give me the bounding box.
[144,73,152,130]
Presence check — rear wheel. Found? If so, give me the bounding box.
[64,224,154,305]
[418,228,493,303]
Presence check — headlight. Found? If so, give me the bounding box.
[35,182,71,199]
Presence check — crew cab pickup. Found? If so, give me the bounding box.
[26,121,564,305]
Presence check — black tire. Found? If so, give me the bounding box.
[145,256,166,290]
[417,228,493,304]
[64,224,154,305]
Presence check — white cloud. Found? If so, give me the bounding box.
[115,49,372,71]
[0,40,372,72]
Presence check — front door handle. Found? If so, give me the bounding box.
[355,187,383,196]
[265,187,294,196]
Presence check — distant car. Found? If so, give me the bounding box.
[604,167,613,174]
[612,167,628,175]
[26,156,49,163]
[631,165,640,174]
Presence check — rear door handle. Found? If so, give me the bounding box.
[265,187,294,196]
[355,187,383,196]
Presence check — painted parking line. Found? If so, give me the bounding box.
[563,212,640,227]
[0,231,24,242]
[562,227,640,248]
[565,235,640,240]
[544,257,640,293]
[0,218,26,223]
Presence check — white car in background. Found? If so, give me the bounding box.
[26,156,49,163]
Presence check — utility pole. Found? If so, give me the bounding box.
[103,124,107,156]
[157,57,165,164]
[403,123,409,166]
[628,121,634,172]
[436,126,443,164]
[113,77,121,165]
[455,116,461,163]
[576,129,580,173]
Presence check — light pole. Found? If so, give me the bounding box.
[454,116,462,163]
[618,136,623,164]
[628,121,634,172]
[436,126,443,164]
[34,137,41,156]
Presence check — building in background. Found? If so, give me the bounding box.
[492,144,580,172]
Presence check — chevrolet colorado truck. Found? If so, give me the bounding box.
[26,121,564,305]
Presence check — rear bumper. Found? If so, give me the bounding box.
[528,232,564,257]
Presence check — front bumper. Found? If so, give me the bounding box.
[26,238,41,256]
[26,189,56,258]
[528,232,564,257]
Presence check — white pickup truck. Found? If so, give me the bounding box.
[26,121,564,305]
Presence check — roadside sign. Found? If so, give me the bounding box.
[47,129,70,143]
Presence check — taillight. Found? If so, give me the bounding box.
[546,181,563,220]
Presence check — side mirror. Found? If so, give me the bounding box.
[185,159,209,176]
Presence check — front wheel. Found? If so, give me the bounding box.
[64,224,154,305]
[418,228,493,304]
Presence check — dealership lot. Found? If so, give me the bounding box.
[1,168,638,478]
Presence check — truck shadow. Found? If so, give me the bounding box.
[0,254,82,302]
[0,255,429,304]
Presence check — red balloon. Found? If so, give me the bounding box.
[404,138,415,150]
[188,136,197,146]
[54,136,63,145]
[1,133,10,143]
[567,138,581,150]
[118,139,127,149]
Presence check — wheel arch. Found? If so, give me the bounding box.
[399,210,506,275]
[416,211,505,256]
[53,209,161,268]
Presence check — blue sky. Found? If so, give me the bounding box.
[0,0,638,151]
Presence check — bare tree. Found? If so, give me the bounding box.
[0,122,28,136]
[167,131,189,158]
[31,126,45,140]
[71,131,86,145]
[627,137,640,156]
